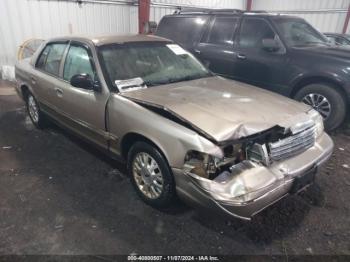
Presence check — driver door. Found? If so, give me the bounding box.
[53,41,110,149]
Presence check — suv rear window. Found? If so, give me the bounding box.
[204,17,238,45]
[156,16,209,47]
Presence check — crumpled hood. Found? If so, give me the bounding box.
[121,76,311,142]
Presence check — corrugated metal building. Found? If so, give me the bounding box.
[1,0,350,80]
[252,0,349,33]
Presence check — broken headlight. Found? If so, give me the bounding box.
[184,145,244,179]
[246,143,270,166]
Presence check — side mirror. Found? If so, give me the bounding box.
[262,38,281,52]
[70,74,99,91]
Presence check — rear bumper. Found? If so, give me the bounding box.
[172,132,333,220]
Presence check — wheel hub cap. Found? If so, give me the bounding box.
[302,93,331,120]
[140,167,152,184]
[132,152,164,199]
[28,95,39,123]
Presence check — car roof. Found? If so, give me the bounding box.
[48,34,171,46]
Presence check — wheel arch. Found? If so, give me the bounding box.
[20,84,30,100]
[19,83,36,101]
[120,132,170,166]
[290,76,347,99]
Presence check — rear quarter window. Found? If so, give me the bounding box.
[156,16,209,48]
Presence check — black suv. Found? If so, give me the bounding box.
[156,9,350,130]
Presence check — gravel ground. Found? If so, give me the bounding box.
[0,80,349,256]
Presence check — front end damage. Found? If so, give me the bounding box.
[120,80,334,220]
[173,110,334,220]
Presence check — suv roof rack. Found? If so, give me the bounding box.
[174,8,244,15]
[245,10,269,14]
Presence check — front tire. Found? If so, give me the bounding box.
[127,142,176,208]
[26,92,46,128]
[294,83,346,131]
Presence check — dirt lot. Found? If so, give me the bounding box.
[0,80,349,256]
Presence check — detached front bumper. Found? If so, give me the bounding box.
[172,133,333,220]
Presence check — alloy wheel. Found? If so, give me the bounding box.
[132,152,164,199]
[302,93,331,120]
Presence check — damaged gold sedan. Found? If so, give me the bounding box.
[15,35,333,220]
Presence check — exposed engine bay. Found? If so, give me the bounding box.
[183,119,318,180]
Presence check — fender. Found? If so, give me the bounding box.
[289,71,348,98]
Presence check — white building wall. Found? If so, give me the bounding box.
[252,0,349,33]
[0,0,139,77]
[0,0,245,79]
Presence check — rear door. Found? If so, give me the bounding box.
[233,17,290,93]
[193,15,239,77]
[52,41,110,149]
[34,42,68,109]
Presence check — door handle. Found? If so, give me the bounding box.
[194,49,201,55]
[55,88,63,98]
[237,54,246,60]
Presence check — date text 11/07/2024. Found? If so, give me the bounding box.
[127,256,220,261]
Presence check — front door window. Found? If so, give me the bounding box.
[63,45,94,82]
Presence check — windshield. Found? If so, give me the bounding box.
[273,18,329,47]
[98,42,211,90]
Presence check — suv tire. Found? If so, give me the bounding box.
[294,83,346,131]
[127,141,176,208]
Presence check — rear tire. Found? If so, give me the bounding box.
[294,83,346,131]
[25,92,46,129]
[127,142,176,208]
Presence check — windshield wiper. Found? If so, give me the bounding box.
[143,79,170,87]
[144,74,210,87]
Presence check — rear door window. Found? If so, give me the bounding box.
[36,43,67,76]
[205,17,238,45]
[156,16,209,47]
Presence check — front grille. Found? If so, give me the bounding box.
[269,125,316,161]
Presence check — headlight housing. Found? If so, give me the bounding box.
[308,109,324,138]
[184,151,221,178]
[184,145,244,179]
